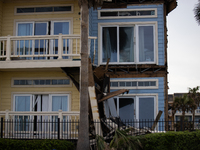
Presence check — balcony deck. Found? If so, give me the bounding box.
[0,34,97,69]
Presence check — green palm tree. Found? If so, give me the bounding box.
[96,129,143,150]
[188,86,200,129]
[173,94,191,130]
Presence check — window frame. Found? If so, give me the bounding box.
[110,79,159,89]
[13,94,32,112]
[14,18,73,37]
[98,22,158,65]
[49,94,70,112]
[98,8,157,19]
[11,77,72,88]
[13,93,71,112]
[15,4,74,15]
[114,94,157,120]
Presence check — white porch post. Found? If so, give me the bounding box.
[58,33,63,60]
[6,35,11,61]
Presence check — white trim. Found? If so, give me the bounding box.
[98,8,157,19]
[11,77,72,88]
[0,60,81,69]
[12,93,71,112]
[14,18,73,36]
[98,21,158,65]
[113,93,158,121]
[49,94,71,111]
[14,4,74,15]
[13,94,32,112]
[110,78,159,89]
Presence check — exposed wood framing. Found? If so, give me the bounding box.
[88,59,103,136]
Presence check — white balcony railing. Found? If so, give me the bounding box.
[0,34,97,61]
[0,110,80,139]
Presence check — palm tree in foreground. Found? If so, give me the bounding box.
[173,94,191,130]
[188,86,200,129]
[194,0,200,25]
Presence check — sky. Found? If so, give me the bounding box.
[167,0,200,94]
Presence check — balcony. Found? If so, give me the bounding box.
[0,34,97,69]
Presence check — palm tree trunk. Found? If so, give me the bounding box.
[182,111,185,131]
[172,112,175,131]
[77,1,89,150]
[193,110,195,130]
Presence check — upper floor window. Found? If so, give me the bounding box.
[100,23,156,64]
[12,78,71,87]
[15,5,73,15]
[15,20,70,59]
[110,79,158,89]
[98,8,157,19]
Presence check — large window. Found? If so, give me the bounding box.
[16,20,70,59]
[104,96,156,123]
[14,94,69,113]
[13,94,69,133]
[100,23,156,64]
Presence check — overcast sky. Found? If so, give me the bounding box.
[167,0,200,94]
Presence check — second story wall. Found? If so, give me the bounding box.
[89,4,165,66]
[1,0,80,37]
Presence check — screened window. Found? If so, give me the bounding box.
[99,9,157,19]
[13,79,70,86]
[110,80,157,89]
[16,6,72,14]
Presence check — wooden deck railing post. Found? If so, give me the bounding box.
[58,33,63,60]
[6,35,11,61]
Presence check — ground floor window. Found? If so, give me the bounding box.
[14,94,69,112]
[104,96,156,121]
[13,94,69,132]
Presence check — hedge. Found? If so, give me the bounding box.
[137,130,200,150]
[0,139,75,150]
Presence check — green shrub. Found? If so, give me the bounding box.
[0,139,75,150]
[139,130,200,150]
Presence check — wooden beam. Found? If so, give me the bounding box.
[151,110,163,130]
[98,89,129,103]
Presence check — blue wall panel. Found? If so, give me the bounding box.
[89,4,165,66]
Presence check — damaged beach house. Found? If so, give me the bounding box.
[0,0,176,139]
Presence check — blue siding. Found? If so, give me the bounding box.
[89,4,165,66]
[110,77,165,121]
